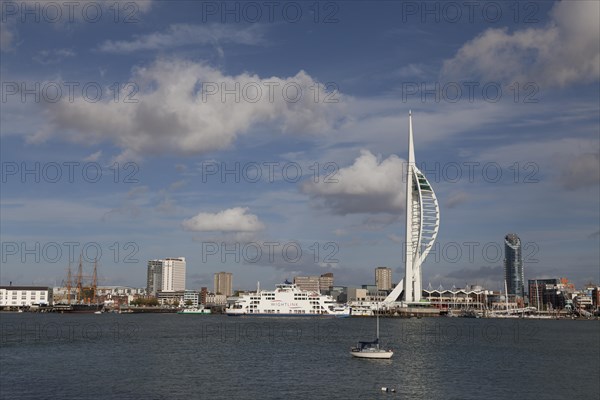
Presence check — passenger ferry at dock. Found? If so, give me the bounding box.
[226,283,351,317]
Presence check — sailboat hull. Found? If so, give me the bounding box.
[350,350,394,359]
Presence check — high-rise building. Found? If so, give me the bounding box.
[375,267,392,291]
[294,276,320,292]
[147,260,163,296]
[162,257,186,292]
[504,234,524,297]
[319,273,334,291]
[384,112,440,304]
[294,273,334,293]
[148,257,186,295]
[214,272,233,296]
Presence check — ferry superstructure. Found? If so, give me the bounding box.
[226,283,351,317]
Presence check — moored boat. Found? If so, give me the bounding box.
[177,307,211,315]
[350,304,393,359]
[226,282,351,317]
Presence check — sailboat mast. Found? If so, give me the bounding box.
[504,279,509,313]
[376,302,380,349]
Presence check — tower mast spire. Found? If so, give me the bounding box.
[404,111,416,303]
[383,111,439,306]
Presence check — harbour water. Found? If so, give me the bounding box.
[1,314,598,399]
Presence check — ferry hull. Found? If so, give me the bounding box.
[226,312,349,317]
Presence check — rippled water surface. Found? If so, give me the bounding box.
[1,314,598,399]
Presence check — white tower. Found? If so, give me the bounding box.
[384,112,440,305]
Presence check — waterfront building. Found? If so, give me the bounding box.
[147,260,163,296]
[157,290,185,306]
[200,287,208,305]
[328,286,347,303]
[347,288,368,302]
[183,290,199,307]
[147,258,186,295]
[528,278,566,310]
[422,286,491,310]
[0,286,53,308]
[319,272,334,291]
[293,276,319,292]
[592,286,600,311]
[205,293,227,305]
[384,112,440,304]
[375,267,392,291]
[294,273,334,293]
[162,257,186,292]
[504,234,524,297]
[214,272,233,296]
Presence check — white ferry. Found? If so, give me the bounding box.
[226,283,351,317]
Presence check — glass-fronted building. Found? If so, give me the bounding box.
[504,233,524,297]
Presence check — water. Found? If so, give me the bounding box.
[1,314,598,399]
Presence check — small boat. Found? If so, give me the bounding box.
[350,304,393,359]
[177,307,211,315]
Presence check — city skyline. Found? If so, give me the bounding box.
[1,1,598,291]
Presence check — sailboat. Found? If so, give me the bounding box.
[350,303,393,359]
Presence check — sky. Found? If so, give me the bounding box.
[1,0,599,292]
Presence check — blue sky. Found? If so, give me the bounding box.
[1,0,599,291]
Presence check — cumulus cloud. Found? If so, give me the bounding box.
[182,207,265,232]
[442,1,600,87]
[33,48,75,65]
[302,150,406,215]
[34,59,343,158]
[98,23,265,53]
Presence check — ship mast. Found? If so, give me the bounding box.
[66,262,72,304]
[76,254,83,303]
[92,259,98,304]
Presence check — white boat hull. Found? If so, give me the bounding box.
[350,350,394,359]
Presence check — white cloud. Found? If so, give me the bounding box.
[442,1,600,87]
[301,150,406,215]
[98,23,265,53]
[35,58,344,158]
[33,48,75,65]
[83,150,102,162]
[182,207,265,232]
